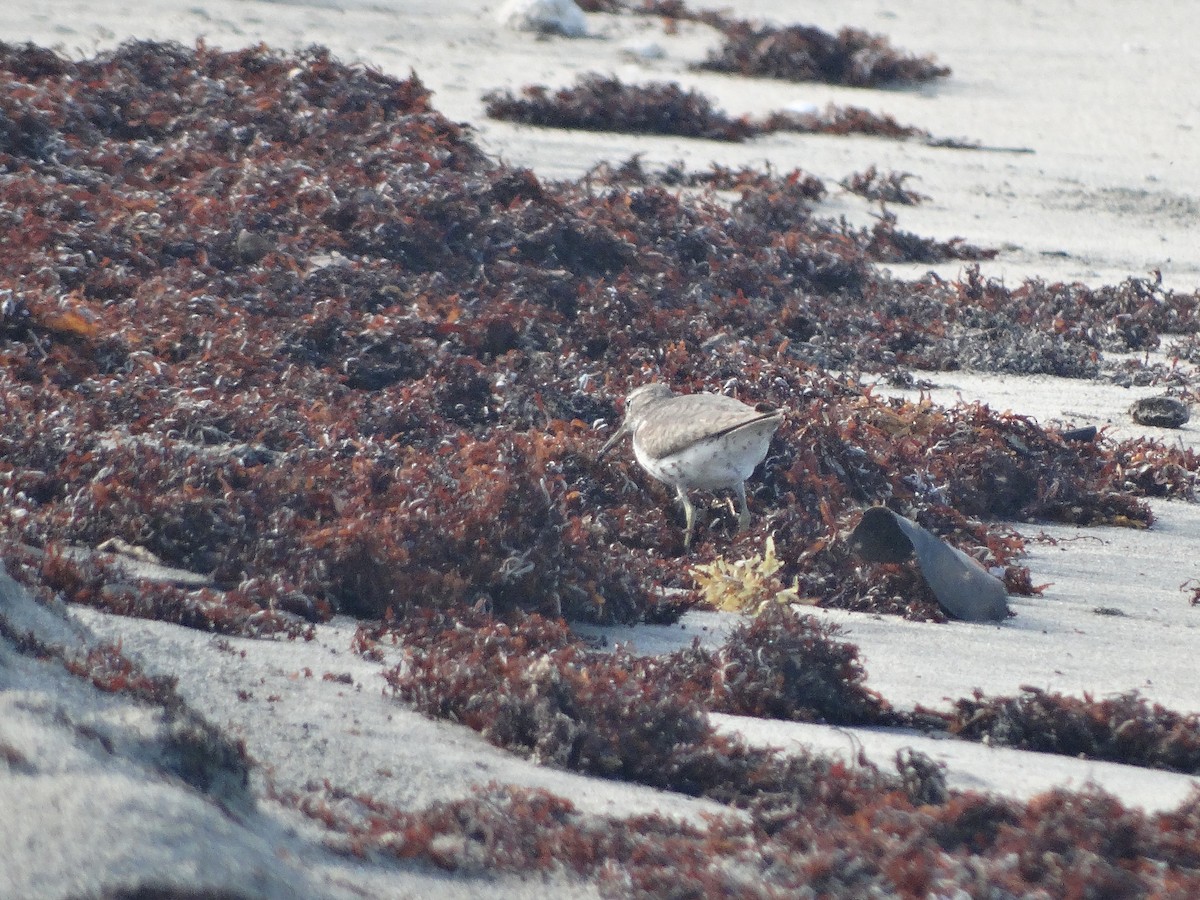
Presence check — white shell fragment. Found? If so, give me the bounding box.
[496,0,589,37]
[620,39,666,61]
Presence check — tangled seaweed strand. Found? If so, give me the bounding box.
[841,166,929,205]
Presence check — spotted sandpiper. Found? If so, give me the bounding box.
[598,383,784,548]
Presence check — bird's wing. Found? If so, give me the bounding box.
[635,394,783,459]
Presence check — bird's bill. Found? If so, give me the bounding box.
[597,421,629,459]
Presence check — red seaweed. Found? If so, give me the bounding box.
[1,41,1198,634]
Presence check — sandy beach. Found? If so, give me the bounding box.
[3,1,1200,896]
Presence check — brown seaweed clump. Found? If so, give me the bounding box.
[694,20,951,87]
[1,41,1199,634]
[660,603,894,725]
[1112,438,1198,499]
[279,776,1200,897]
[484,75,754,142]
[759,104,929,140]
[936,686,1200,775]
[375,605,895,790]
[841,166,929,205]
[379,608,788,795]
[485,74,933,143]
[321,608,1200,896]
[609,0,951,87]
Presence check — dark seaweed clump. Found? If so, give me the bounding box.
[606,0,950,87]
[485,74,931,143]
[759,104,928,140]
[1,41,1199,634]
[325,607,1200,896]
[695,20,951,87]
[937,686,1200,775]
[1112,437,1198,499]
[282,777,1200,898]
[841,166,929,205]
[375,605,894,792]
[660,603,893,725]
[484,75,754,142]
[374,604,1200,780]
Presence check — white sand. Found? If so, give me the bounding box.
[3,0,1200,895]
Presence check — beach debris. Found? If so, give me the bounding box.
[849,507,1010,622]
[1130,396,1190,428]
[496,0,589,37]
[691,534,804,611]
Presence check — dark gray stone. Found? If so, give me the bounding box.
[1130,396,1190,429]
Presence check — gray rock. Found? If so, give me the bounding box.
[1130,396,1190,428]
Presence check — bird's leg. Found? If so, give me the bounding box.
[734,482,751,532]
[677,487,697,549]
